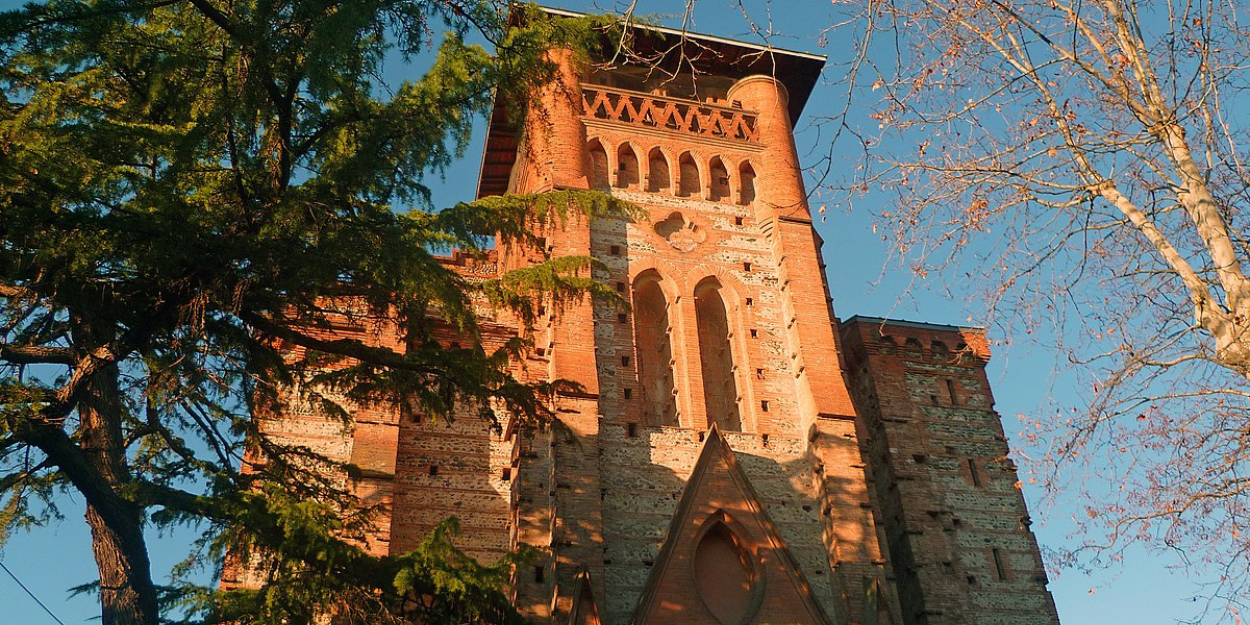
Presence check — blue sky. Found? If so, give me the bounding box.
[0,0,1216,623]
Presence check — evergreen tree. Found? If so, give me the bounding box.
[0,1,626,623]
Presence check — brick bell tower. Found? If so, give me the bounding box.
[473,8,1062,625]
[246,8,1062,625]
[482,9,898,625]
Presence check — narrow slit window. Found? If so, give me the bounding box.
[968,458,982,487]
[991,547,1007,580]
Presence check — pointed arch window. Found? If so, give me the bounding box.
[616,144,640,189]
[633,274,678,426]
[695,279,741,431]
[647,148,671,194]
[588,140,609,190]
[709,157,730,202]
[679,152,701,198]
[738,162,756,205]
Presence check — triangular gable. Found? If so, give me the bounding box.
[568,568,601,625]
[631,425,834,625]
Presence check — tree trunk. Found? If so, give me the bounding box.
[85,503,158,625]
[79,364,160,625]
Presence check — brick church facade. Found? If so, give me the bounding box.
[251,10,1062,625]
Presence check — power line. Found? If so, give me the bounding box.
[0,559,68,625]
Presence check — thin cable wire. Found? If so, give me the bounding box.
[0,559,68,625]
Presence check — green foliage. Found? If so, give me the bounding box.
[0,0,627,623]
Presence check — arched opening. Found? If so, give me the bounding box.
[678,152,701,198]
[709,157,730,202]
[738,162,756,205]
[588,140,609,190]
[693,520,756,625]
[695,279,741,431]
[647,148,671,194]
[633,275,678,427]
[616,144,640,189]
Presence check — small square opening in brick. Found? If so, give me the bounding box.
[502,468,511,481]
[617,313,628,323]
[913,454,928,464]
[750,329,759,338]
[735,216,744,226]
[623,388,632,400]
[620,355,630,366]
[609,245,621,256]
[627,423,638,438]
[616,282,625,292]
[745,297,753,306]
[743,262,752,272]
[760,400,770,412]
[428,465,439,477]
